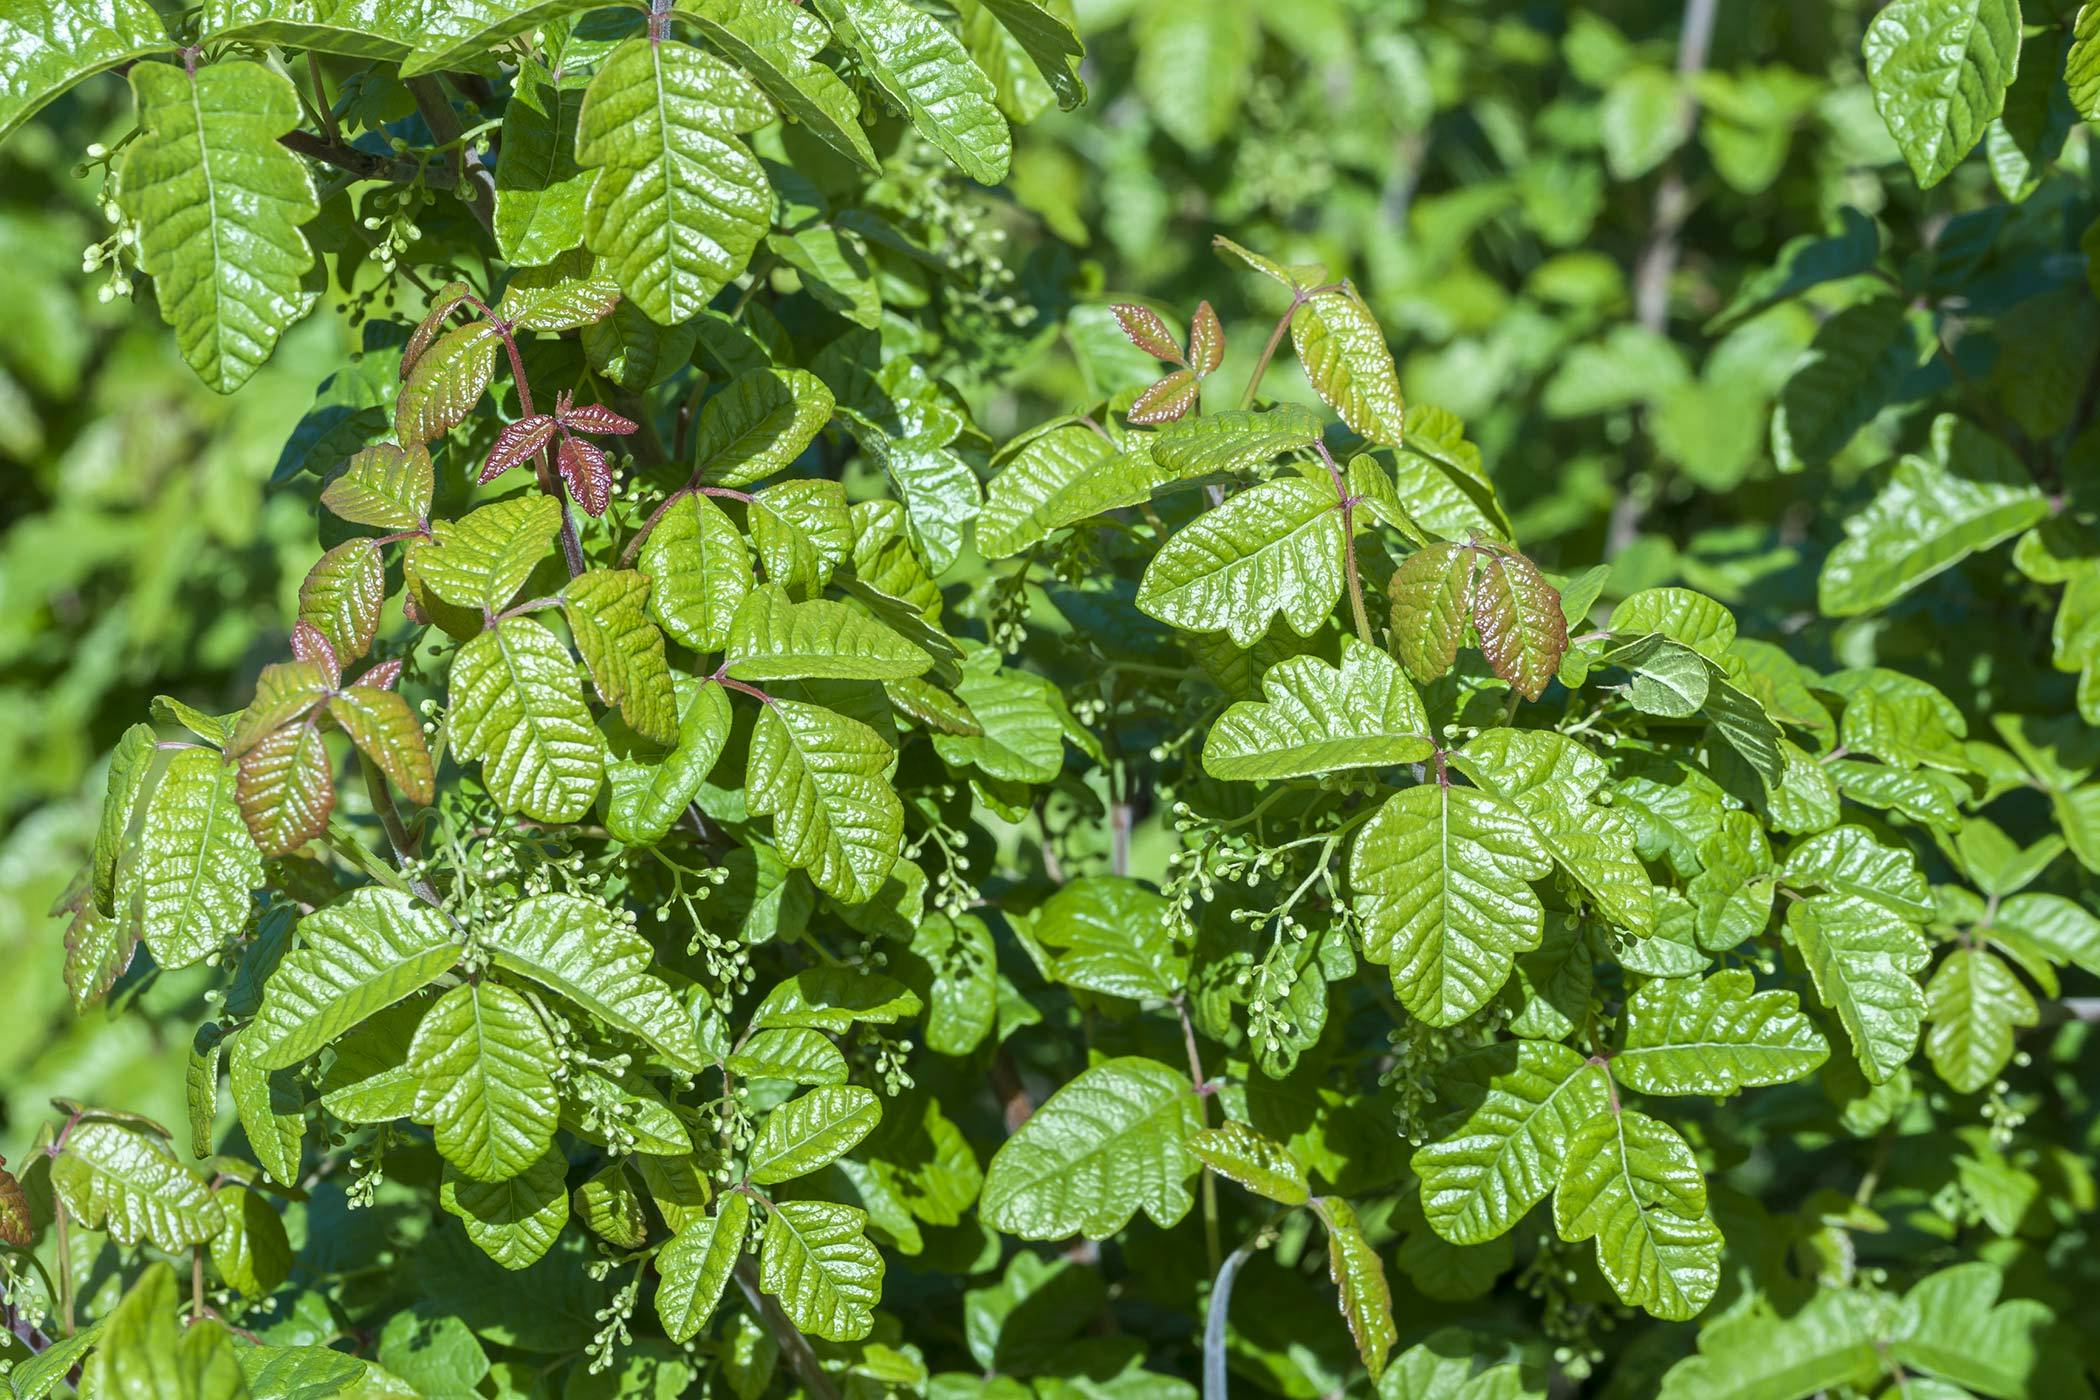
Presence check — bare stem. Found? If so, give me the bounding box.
[1175,996,1223,1279]
[734,1259,842,1400]
[359,750,444,907]
[55,1201,74,1337]
[1239,295,1301,410]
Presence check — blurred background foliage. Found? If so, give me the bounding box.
[6,0,2100,1379]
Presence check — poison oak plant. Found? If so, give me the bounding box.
[3,2,2100,1399]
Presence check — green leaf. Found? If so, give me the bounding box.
[449,617,607,823]
[322,442,434,531]
[753,968,922,1031]
[974,0,1084,110]
[578,37,772,325]
[1610,587,1738,659]
[1613,970,1830,1096]
[495,247,622,331]
[439,1151,570,1271]
[395,322,500,446]
[410,980,560,1182]
[1203,636,1433,780]
[421,496,563,616]
[482,893,708,1072]
[640,491,753,653]
[1781,825,1934,921]
[1785,896,1929,1084]
[1924,947,2037,1093]
[812,0,1011,183]
[1453,729,1655,936]
[0,0,173,141]
[1471,548,1567,702]
[695,368,836,488]
[211,1182,292,1302]
[729,1026,851,1084]
[493,76,590,266]
[1996,890,2100,975]
[1025,876,1187,1001]
[1292,288,1406,447]
[127,746,262,970]
[563,569,679,745]
[93,721,156,916]
[248,888,458,1069]
[676,0,880,172]
[88,1264,249,1399]
[749,1085,883,1184]
[605,675,733,846]
[1655,1277,1887,1400]
[1313,1196,1397,1382]
[727,584,932,682]
[980,1057,1204,1240]
[318,1000,425,1125]
[1770,297,1932,470]
[930,665,1077,785]
[1352,782,1551,1025]
[1705,206,1882,333]
[747,698,905,904]
[1412,1040,1610,1245]
[7,1321,105,1400]
[119,59,317,393]
[1820,416,2047,617]
[657,1193,753,1343]
[1553,1107,1722,1321]
[1137,477,1346,646]
[52,1119,223,1251]
[760,1198,885,1342]
[229,1035,305,1186]
[401,0,606,76]
[977,425,1124,559]
[908,913,998,1057]
[1388,543,1478,685]
[1189,1122,1309,1206]
[328,685,436,806]
[1863,0,2022,187]
[1134,3,1257,153]
[1149,404,1323,477]
[750,478,853,593]
[1886,1261,2083,1398]
[298,538,385,662]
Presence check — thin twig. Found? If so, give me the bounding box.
[733,1260,842,1400]
[1175,996,1223,1278]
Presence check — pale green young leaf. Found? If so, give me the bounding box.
[328,685,436,806]
[1137,476,1346,646]
[118,59,317,393]
[1863,0,2022,187]
[695,368,836,488]
[748,1085,883,1184]
[728,1026,851,1084]
[494,247,622,332]
[1924,947,2037,1093]
[395,322,500,446]
[1313,1195,1397,1382]
[1785,896,1929,1084]
[1780,824,1935,921]
[449,617,607,823]
[674,0,881,171]
[1613,970,1830,1096]
[578,37,772,324]
[640,491,752,653]
[726,584,932,682]
[298,538,385,662]
[1190,1121,1309,1205]
[439,1152,570,1271]
[747,698,905,904]
[321,442,434,530]
[482,892,708,1071]
[229,1034,305,1186]
[409,981,560,1183]
[1292,288,1406,446]
[563,569,679,745]
[127,746,262,970]
[1454,728,1656,936]
[1820,415,2046,617]
[657,1192,753,1343]
[52,1119,224,1251]
[248,888,459,1069]
[1148,405,1324,476]
[1203,636,1433,780]
[979,1057,1203,1239]
[812,0,1011,183]
[760,1199,885,1342]
[605,675,733,846]
[421,496,563,616]
[1388,542,1478,685]
[1352,782,1551,1026]
[1412,1040,1610,1245]
[1553,1108,1722,1321]
[1025,876,1186,1001]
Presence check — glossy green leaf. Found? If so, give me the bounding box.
[605,675,733,846]
[760,1198,884,1342]
[87,1264,248,1399]
[1863,0,2022,187]
[749,1084,883,1184]
[1388,542,1478,685]
[675,0,880,171]
[322,441,433,531]
[1924,947,2037,1093]
[52,1117,223,1250]
[1203,636,1432,780]
[1413,1040,1610,1245]
[1292,288,1406,446]
[482,893,707,1071]
[726,584,932,682]
[812,0,1011,184]
[0,0,173,141]
[248,888,459,1069]
[439,1151,570,1271]
[1785,897,1929,1084]
[747,698,905,904]
[640,490,753,653]
[563,569,678,745]
[410,980,560,1182]
[657,1192,753,1342]
[1553,1107,1722,1321]
[449,617,607,823]
[421,496,562,616]
[395,322,500,446]
[1137,476,1346,646]
[128,746,262,970]
[1614,970,1830,1096]
[1190,1121,1309,1205]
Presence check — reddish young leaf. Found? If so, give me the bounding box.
[62,893,138,1013]
[483,415,559,483]
[360,657,405,690]
[328,685,435,805]
[1128,368,1201,425]
[289,620,341,686]
[1471,545,1567,702]
[1387,542,1477,685]
[1112,303,1185,365]
[236,720,337,856]
[228,660,333,758]
[1188,300,1225,377]
[403,280,476,376]
[559,435,614,517]
[557,396,639,436]
[0,1157,29,1247]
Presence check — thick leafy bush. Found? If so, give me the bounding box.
[4,2,2100,1397]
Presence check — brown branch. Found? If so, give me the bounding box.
[278,130,456,189]
[733,1260,842,1400]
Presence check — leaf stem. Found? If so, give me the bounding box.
[357,752,445,908]
[1174,995,1223,1278]
[1316,439,1375,646]
[54,1201,74,1336]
